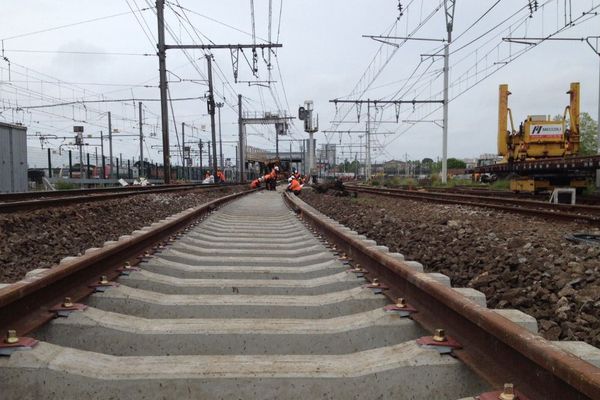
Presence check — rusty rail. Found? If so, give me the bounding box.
[0,188,256,336]
[0,183,245,213]
[345,185,600,224]
[284,192,600,400]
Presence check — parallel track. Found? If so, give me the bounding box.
[345,185,600,224]
[0,183,242,213]
[0,189,598,399]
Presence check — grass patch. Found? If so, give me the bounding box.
[489,179,510,190]
[54,180,78,190]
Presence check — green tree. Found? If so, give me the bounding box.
[447,158,467,169]
[579,112,598,156]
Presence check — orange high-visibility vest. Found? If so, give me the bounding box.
[289,179,302,192]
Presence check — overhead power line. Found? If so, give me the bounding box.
[0,8,151,41]
[14,96,206,110]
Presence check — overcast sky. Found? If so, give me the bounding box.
[1,0,599,166]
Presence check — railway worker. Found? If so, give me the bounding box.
[250,178,262,189]
[287,176,303,195]
[202,171,214,184]
[216,168,226,183]
[266,166,279,191]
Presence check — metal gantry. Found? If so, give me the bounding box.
[155,0,282,183]
[329,99,443,180]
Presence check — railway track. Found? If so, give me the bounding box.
[1,189,599,399]
[0,183,241,213]
[431,186,600,206]
[345,184,600,224]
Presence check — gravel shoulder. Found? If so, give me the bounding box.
[301,189,600,346]
[0,187,242,283]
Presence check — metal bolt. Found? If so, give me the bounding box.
[395,298,407,308]
[5,330,18,344]
[371,278,380,287]
[499,383,515,400]
[123,261,131,269]
[62,297,74,308]
[432,329,446,342]
[99,276,109,285]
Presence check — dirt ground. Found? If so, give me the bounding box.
[0,187,242,283]
[301,189,600,346]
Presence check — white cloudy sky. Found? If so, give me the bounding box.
[0,0,599,166]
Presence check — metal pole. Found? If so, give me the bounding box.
[442,38,450,184]
[156,0,171,183]
[139,102,144,177]
[597,57,600,188]
[102,156,106,180]
[206,55,218,177]
[208,141,212,169]
[116,158,120,180]
[182,122,185,181]
[47,148,52,179]
[79,143,84,188]
[217,102,224,169]
[442,0,456,185]
[68,150,73,178]
[100,130,104,168]
[87,152,91,179]
[366,100,371,180]
[108,111,113,179]
[235,145,238,182]
[238,94,245,182]
[199,139,203,174]
[276,127,279,159]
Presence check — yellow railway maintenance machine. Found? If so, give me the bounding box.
[497,82,590,192]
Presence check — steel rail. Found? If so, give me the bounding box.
[0,183,201,202]
[283,192,600,399]
[0,183,245,213]
[345,185,600,223]
[429,186,600,205]
[0,188,257,336]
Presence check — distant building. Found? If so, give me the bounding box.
[462,158,477,169]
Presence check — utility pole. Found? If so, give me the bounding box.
[208,140,212,169]
[216,102,224,170]
[235,145,238,179]
[100,130,104,177]
[238,94,244,182]
[139,102,144,177]
[199,139,203,174]
[181,122,186,180]
[156,0,171,183]
[276,126,280,159]
[442,0,456,184]
[74,126,84,188]
[366,100,371,180]
[206,55,218,177]
[108,111,113,179]
[598,53,600,189]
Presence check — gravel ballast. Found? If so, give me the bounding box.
[0,187,243,283]
[301,189,600,346]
